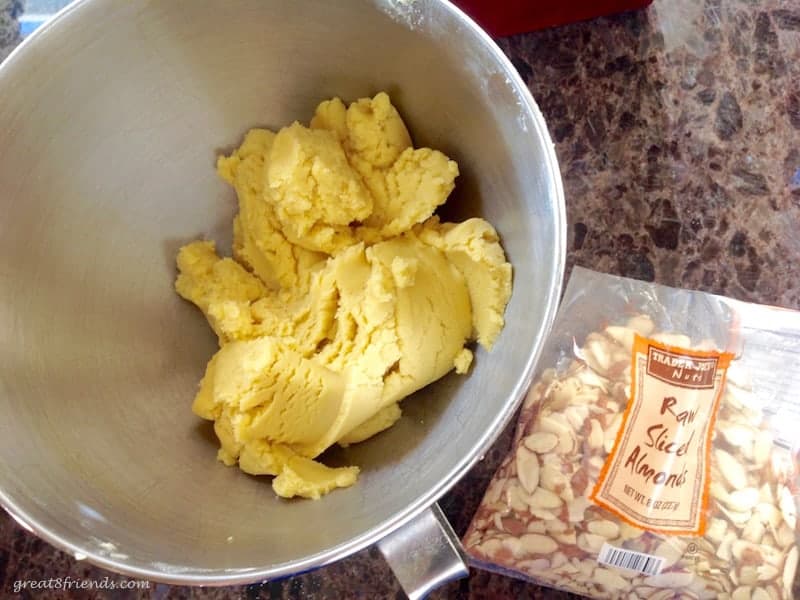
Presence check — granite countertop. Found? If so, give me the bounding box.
[0,0,22,62]
[1,0,799,598]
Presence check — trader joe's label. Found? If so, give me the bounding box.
[591,335,733,534]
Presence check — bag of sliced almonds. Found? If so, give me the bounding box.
[464,267,800,599]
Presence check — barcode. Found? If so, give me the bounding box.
[597,542,664,576]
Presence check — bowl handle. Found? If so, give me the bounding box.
[377,503,469,599]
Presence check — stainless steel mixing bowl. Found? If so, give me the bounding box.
[0,0,565,595]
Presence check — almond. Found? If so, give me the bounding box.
[587,519,620,539]
[515,446,540,494]
[523,432,558,453]
[519,533,557,555]
[529,487,563,510]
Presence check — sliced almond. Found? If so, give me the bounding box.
[517,558,550,573]
[775,522,795,549]
[551,551,568,569]
[695,591,724,600]
[564,405,589,431]
[731,587,752,600]
[764,585,780,600]
[756,564,779,582]
[500,536,524,558]
[483,478,504,504]
[539,412,572,434]
[492,513,505,532]
[717,531,737,561]
[530,487,563,510]
[474,537,502,557]
[778,485,797,530]
[588,454,606,471]
[738,565,759,586]
[739,439,756,462]
[587,519,620,539]
[694,558,712,572]
[523,431,558,453]
[725,488,759,512]
[576,532,605,554]
[522,384,544,411]
[623,536,648,554]
[463,530,481,548]
[649,332,691,348]
[694,337,719,351]
[526,520,547,534]
[529,508,558,521]
[588,419,604,449]
[724,387,746,413]
[555,429,576,454]
[539,463,568,492]
[731,540,762,563]
[542,519,566,535]
[574,367,611,391]
[567,496,591,523]
[690,538,715,556]
[616,569,641,581]
[758,544,784,568]
[770,451,794,483]
[783,546,797,593]
[559,484,575,504]
[577,558,596,577]
[754,502,782,530]
[617,521,645,541]
[532,413,577,454]
[552,531,577,546]
[506,485,531,513]
[520,533,558,555]
[548,377,582,410]
[705,517,728,545]
[610,380,628,402]
[761,532,777,550]
[593,567,629,591]
[626,314,655,335]
[583,335,616,374]
[726,362,752,390]
[642,571,694,588]
[704,579,728,594]
[604,325,635,352]
[715,449,748,490]
[752,430,773,467]
[717,421,755,448]
[654,539,686,569]
[515,446,540,493]
[710,481,731,503]
[741,515,765,544]
[540,452,562,466]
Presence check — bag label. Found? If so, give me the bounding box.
[591,334,733,534]
[597,542,664,576]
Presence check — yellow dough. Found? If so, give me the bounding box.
[176,92,512,499]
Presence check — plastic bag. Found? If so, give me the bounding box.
[463,267,800,599]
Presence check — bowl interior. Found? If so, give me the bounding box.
[0,0,564,583]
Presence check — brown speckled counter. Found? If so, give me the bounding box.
[2,0,799,598]
[0,0,22,62]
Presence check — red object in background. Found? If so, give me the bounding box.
[453,0,655,37]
